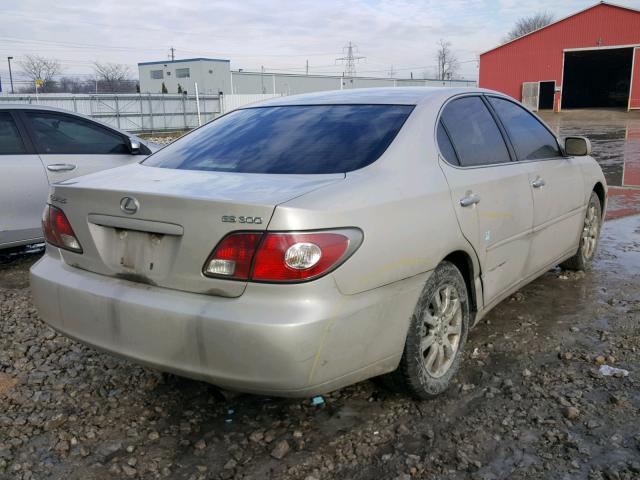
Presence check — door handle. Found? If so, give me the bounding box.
[46,164,77,172]
[460,193,481,207]
[531,177,546,188]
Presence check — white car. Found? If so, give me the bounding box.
[30,88,606,398]
[0,105,158,249]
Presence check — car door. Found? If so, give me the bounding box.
[437,95,534,306]
[486,96,585,273]
[0,110,50,247]
[19,110,141,184]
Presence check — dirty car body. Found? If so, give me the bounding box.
[30,88,607,397]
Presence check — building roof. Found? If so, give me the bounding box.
[138,57,230,66]
[248,87,488,107]
[480,1,640,56]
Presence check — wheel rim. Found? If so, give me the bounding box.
[581,202,599,260]
[420,284,463,378]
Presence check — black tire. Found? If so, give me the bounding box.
[561,191,602,271]
[383,261,470,400]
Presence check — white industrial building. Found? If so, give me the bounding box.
[138,58,476,96]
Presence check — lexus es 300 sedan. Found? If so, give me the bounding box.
[0,105,158,250]
[30,88,606,398]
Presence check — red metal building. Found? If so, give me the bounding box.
[479,2,640,111]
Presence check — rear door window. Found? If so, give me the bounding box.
[23,112,129,155]
[143,104,414,174]
[0,112,27,154]
[487,97,561,160]
[440,96,511,167]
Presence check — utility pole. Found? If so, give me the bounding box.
[388,65,395,78]
[169,47,176,61]
[7,57,14,94]
[305,59,309,75]
[261,65,265,93]
[336,41,365,78]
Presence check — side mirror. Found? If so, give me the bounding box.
[128,138,141,155]
[562,136,591,156]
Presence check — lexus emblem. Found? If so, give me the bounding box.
[120,196,139,215]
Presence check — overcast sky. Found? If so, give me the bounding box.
[1,0,639,85]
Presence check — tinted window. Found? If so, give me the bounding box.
[437,121,458,165]
[0,112,26,154]
[440,96,511,167]
[144,105,413,174]
[488,97,560,160]
[24,112,129,155]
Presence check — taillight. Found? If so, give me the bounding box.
[42,205,83,253]
[203,232,262,279]
[203,229,362,283]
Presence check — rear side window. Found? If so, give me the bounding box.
[440,96,511,167]
[23,112,129,155]
[488,97,561,160]
[0,112,26,154]
[143,105,413,174]
[436,121,458,165]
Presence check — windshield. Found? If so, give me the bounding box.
[143,104,413,174]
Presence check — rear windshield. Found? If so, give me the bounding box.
[143,104,413,174]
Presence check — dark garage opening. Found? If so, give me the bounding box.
[562,47,633,108]
[539,81,555,109]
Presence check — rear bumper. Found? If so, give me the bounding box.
[30,254,427,396]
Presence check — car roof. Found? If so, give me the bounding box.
[249,87,494,107]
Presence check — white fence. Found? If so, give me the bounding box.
[0,93,282,133]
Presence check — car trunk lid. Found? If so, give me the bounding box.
[50,164,344,297]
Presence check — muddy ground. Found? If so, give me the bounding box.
[2,112,640,480]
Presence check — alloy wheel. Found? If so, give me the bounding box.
[420,284,463,378]
[581,202,599,260]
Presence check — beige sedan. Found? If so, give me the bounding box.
[30,88,606,398]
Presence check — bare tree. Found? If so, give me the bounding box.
[505,12,554,42]
[435,39,459,81]
[94,62,132,93]
[19,55,63,92]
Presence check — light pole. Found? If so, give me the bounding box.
[7,57,14,94]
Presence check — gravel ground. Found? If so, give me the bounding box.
[1,213,639,480]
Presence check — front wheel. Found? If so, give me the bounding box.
[561,191,602,271]
[384,261,470,399]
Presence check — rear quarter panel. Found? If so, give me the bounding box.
[269,100,479,296]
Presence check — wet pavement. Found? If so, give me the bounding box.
[539,109,640,218]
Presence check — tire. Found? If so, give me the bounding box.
[561,191,602,271]
[383,261,470,400]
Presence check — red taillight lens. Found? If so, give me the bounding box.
[42,205,83,253]
[203,230,360,283]
[252,233,350,281]
[203,232,262,279]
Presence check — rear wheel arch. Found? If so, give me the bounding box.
[442,250,477,316]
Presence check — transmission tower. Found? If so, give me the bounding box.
[336,42,365,77]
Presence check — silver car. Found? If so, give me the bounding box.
[0,105,157,250]
[30,88,606,398]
